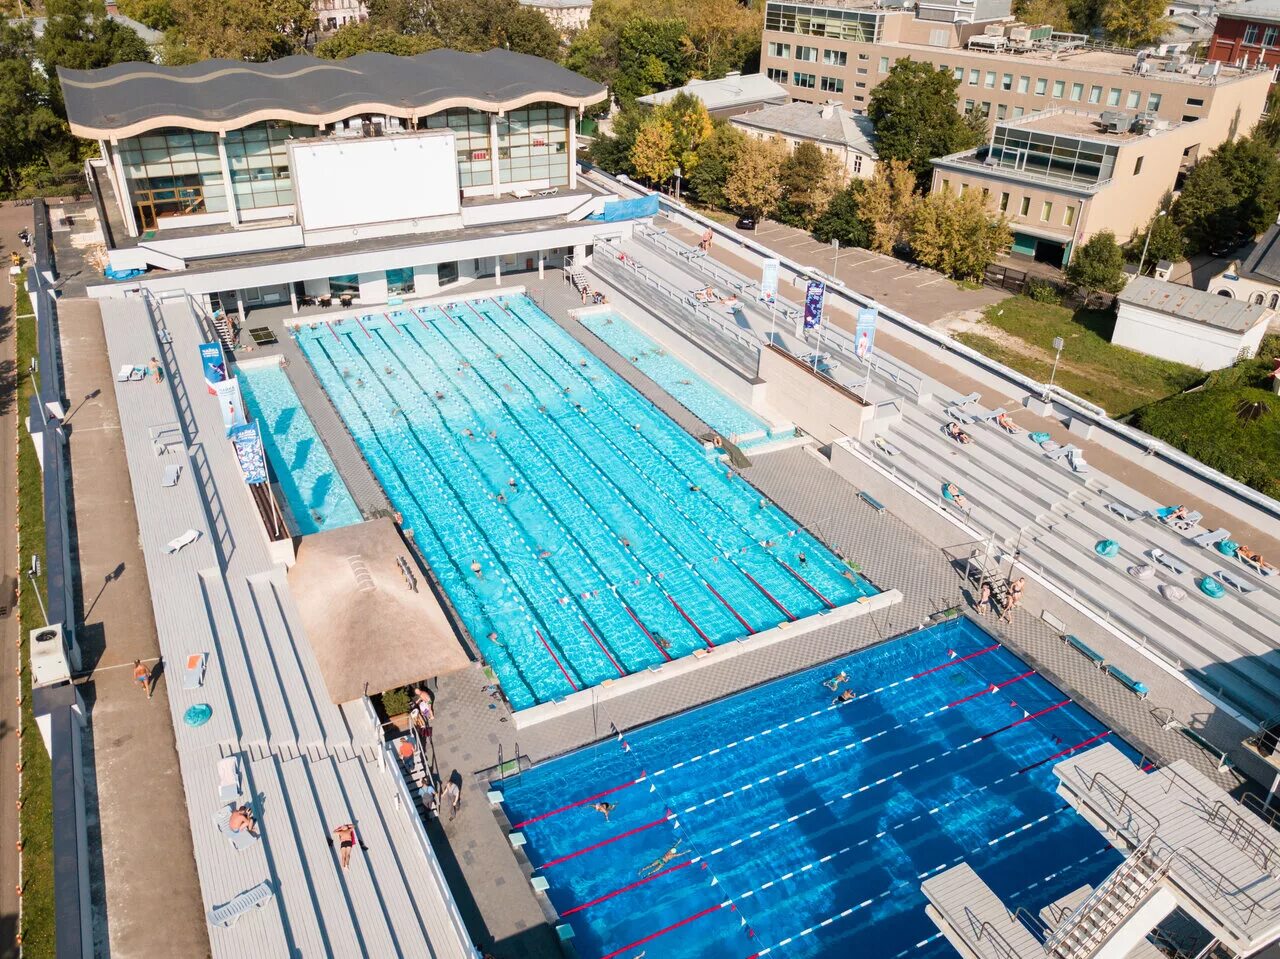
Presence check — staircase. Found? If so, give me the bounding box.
[211,309,237,350]
[1046,838,1170,959]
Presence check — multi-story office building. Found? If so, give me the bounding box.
[313,0,367,32]
[1207,0,1280,72]
[60,50,634,313]
[930,107,1201,266]
[760,0,1270,153]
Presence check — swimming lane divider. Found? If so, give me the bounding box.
[535,628,579,693]
[740,569,795,621]
[706,582,754,633]
[666,593,716,647]
[776,559,835,609]
[1016,730,1111,775]
[597,903,728,959]
[910,643,1001,680]
[384,312,403,334]
[582,619,625,677]
[325,321,340,342]
[560,860,694,917]
[621,600,673,661]
[944,669,1034,710]
[354,314,372,338]
[537,811,673,871]
[511,774,649,829]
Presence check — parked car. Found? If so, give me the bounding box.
[735,214,756,231]
[1210,234,1251,258]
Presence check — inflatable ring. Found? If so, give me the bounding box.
[183,703,213,727]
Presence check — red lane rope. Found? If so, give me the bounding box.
[622,601,672,661]
[561,860,693,917]
[414,309,432,333]
[538,812,671,871]
[667,593,715,647]
[325,321,340,342]
[512,775,647,829]
[741,569,795,621]
[354,314,372,339]
[535,628,578,692]
[776,559,834,609]
[1018,730,1112,775]
[385,311,402,334]
[945,669,1035,709]
[911,643,1001,680]
[975,699,1070,741]
[706,582,754,634]
[597,903,726,959]
[582,619,625,677]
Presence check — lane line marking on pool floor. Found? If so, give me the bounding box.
[511,775,649,829]
[596,903,729,959]
[560,860,694,917]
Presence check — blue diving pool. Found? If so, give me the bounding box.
[293,295,876,710]
[236,362,363,535]
[579,309,788,449]
[499,618,1130,959]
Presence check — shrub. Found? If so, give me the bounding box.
[1026,278,1061,305]
[379,686,412,717]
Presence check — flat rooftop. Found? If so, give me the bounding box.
[1005,107,1183,140]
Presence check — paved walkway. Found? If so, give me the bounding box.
[58,297,208,957]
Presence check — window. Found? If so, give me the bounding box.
[767,67,790,83]
[964,99,976,112]
[1148,92,1162,110]
[858,52,868,59]
[1002,73,1013,90]
[954,66,963,80]
[329,273,359,295]
[960,183,969,195]
[1041,201,1053,221]
[1013,106,1025,117]
[796,45,818,61]
[1107,87,1122,106]
[824,48,847,66]
[969,68,980,85]
[941,178,950,192]
[980,101,991,115]
[1270,292,1279,308]
[985,70,996,88]
[495,102,571,187]
[794,72,817,88]
[1052,79,1065,98]
[852,154,863,174]
[1035,77,1048,95]
[981,187,989,200]
[1088,85,1103,104]
[1187,97,1204,107]
[1070,82,1084,101]
[855,81,866,88]
[1182,114,1199,122]
[1019,196,1031,216]
[821,75,845,93]
[422,107,496,188]
[118,127,229,223]
[386,267,415,296]
[1018,75,1030,93]
[999,191,1010,211]
[1133,155,1144,175]
[1254,292,1266,305]
[856,67,868,74]
[1265,26,1279,45]
[223,120,319,211]
[1245,23,1260,44]
[1063,205,1076,227]
[997,103,1008,119]
[1126,90,1140,109]
[879,56,890,73]
[768,41,791,57]
[437,261,459,285]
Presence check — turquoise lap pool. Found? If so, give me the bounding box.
[294,295,877,710]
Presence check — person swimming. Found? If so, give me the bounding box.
[639,844,689,877]
[593,801,616,821]
[823,671,849,691]
[832,689,856,705]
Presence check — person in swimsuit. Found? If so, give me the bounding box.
[593,801,616,821]
[823,671,849,691]
[132,660,152,700]
[832,689,855,705]
[640,844,689,877]
[977,581,991,616]
[229,805,258,836]
[331,823,360,869]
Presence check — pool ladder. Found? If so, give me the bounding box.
[497,742,523,782]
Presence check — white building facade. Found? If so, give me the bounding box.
[1114,275,1272,370]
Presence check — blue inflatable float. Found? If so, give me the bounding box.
[1198,577,1226,599]
[1215,539,1239,557]
[1095,539,1120,557]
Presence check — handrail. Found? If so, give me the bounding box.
[1082,769,1162,842]
[1207,799,1280,874]
[1045,836,1169,956]
[1242,792,1280,831]
[961,906,1027,959]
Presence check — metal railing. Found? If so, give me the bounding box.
[961,907,1027,959]
[1207,800,1280,874]
[1045,836,1167,959]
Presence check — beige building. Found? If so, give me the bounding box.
[518,0,592,32]
[760,0,1271,155]
[930,107,1200,266]
[1209,222,1280,307]
[731,100,878,178]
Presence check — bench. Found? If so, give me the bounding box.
[1104,664,1149,698]
[1064,634,1106,669]
[1106,502,1141,522]
[206,880,274,928]
[858,491,886,512]
[1178,725,1234,772]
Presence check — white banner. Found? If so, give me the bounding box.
[214,377,247,435]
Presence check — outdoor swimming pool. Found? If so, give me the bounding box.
[499,618,1129,959]
[237,362,363,535]
[579,309,788,449]
[295,295,876,710]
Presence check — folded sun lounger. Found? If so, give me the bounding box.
[943,405,975,424]
[1192,528,1230,548]
[162,464,181,487]
[1107,502,1141,522]
[1067,448,1089,473]
[167,529,200,554]
[217,756,240,802]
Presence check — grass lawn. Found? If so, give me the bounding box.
[954,295,1205,415]
[14,274,54,958]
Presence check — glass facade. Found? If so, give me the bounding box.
[987,124,1118,187]
[421,108,493,188]
[386,267,415,295]
[118,128,226,227]
[764,1,882,43]
[225,121,317,211]
[497,102,570,187]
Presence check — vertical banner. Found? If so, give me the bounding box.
[214,377,247,434]
[760,258,780,305]
[199,341,226,396]
[803,280,826,330]
[229,422,268,484]
[855,306,878,359]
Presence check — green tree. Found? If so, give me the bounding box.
[685,120,744,208]
[629,115,679,185]
[39,0,152,109]
[777,141,841,229]
[909,189,1011,280]
[316,22,441,57]
[659,91,713,178]
[116,0,177,29]
[682,0,761,78]
[1013,0,1072,30]
[1127,199,1185,271]
[1066,230,1127,302]
[868,59,982,187]
[612,16,692,105]
[1101,0,1169,47]
[1173,135,1280,253]
[584,105,644,175]
[1067,0,1105,30]
[0,22,76,196]
[860,158,918,254]
[1172,153,1238,253]
[812,180,870,249]
[163,0,314,62]
[365,0,559,56]
[724,135,786,219]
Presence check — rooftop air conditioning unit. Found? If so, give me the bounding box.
[30,623,71,689]
[985,22,1006,35]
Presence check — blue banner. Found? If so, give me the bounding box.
[760,258,780,305]
[588,194,661,222]
[229,422,268,485]
[804,280,825,330]
[855,306,878,359]
[199,341,225,395]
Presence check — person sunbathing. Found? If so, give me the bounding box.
[1238,546,1276,573]
[1167,505,1188,522]
[995,412,1021,434]
[945,422,973,445]
[943,482,969,510]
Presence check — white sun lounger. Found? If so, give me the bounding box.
[1149,548,1187,575]
[873,435,901,456]
[117,364,145,382]
[162,464,181,487]
[1044,443,1076,462]
[183,652,207,690]
[167,529,200,554]
[954,392,981,406]
[1107,503,1141,522]
[214,803,257,851]
[1192,528,1230,548]
[1067,448,1089,473]
[1239,554,1278,577]
[943,405,975,424]
[206,881,274,928]
[973,407,1006,423]
[1215,570,1258,594]
[217,756,240,802]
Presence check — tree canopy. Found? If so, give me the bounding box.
[315,22,441,58]
[909,189,1011,280]
[1101,0,1169,47]
[362,0,560,59]
[684,120,744,208]
[162,0,314,62]
[723,135,786,218]
[1173,135,1280,253]
[860,158,918,254]
[812,180,871,249]
[868,59,982,188]
[1066,231,1127,300]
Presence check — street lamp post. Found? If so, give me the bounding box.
[1046,335,1065,399]
[831,238,841,277]
[1137,209,1166,276]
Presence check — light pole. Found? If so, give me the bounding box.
[1046,335,1065,398]
[1137,209,1166,276]
[831,238,841,278]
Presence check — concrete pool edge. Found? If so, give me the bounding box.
[510,588,905,730]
